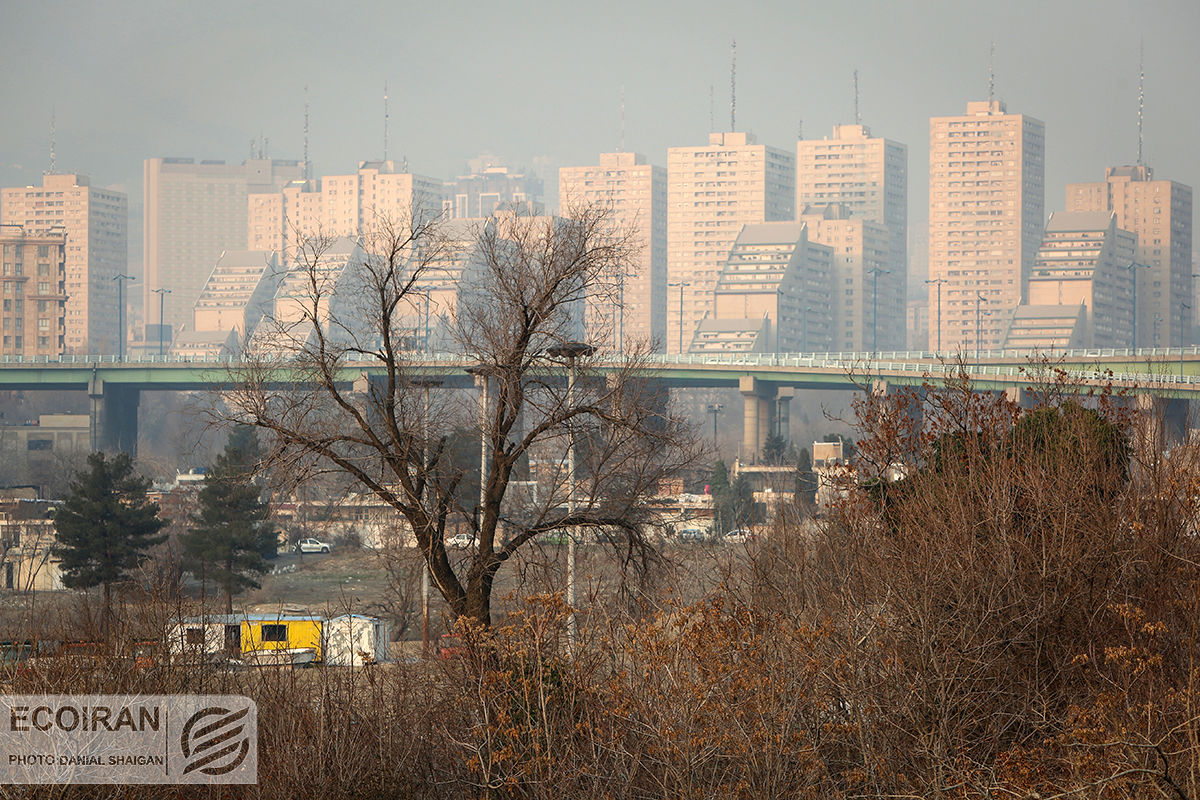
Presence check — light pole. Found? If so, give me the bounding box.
[413,378,443,658]
[1182,302,1192,379]
[975,292,989,367]
[1121,262,1150,350]
[801,305,811,353]
[667,281,691,355]
[152,287,171,357]
[113,274,135,359]
[868,268,890,356]
[706,403,724,451]
[548,342,595,654]
[1154,314,1163,348]
[925,278,947,353]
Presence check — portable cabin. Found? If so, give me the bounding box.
[323,614,390,666]
[240,614,323,661]
[168,616,244,658]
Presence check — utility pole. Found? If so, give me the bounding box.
[113,274,135,359]
[549,342,595,655]
[975,292,989,367]
[152,287,171,357]
[706,403,724,452]
[868,268,890,356]
[668,281,691,355]
[1122,262,1150,350]
[926,278,947,353]
[413,378,442,658]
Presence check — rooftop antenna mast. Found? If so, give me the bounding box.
[709,84,714,132]
[47,107,56,175]
[797,118,803,140]
[383,81,389,162]
[988,41,995,105]
[620,84,625,151]
[1137,40,1145,166]
[729,38,737,131]
[303,85,311,180]
[853,69,861,125]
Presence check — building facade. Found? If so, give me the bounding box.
[798,203,894,352]
[666,132,794,354]
[247,162,443,269]
[796,123,907,348]
[928,101,1045,354]
[0,226,66,357]
[144,157,304,341]
[1,174,126,353]
[446,162,543,219]
[560,152,667,351]
[1065,165,1193,347]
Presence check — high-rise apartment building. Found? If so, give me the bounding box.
[799,203,894,352]
[927,101,1045,353]
[797,123,907,348]
[247,162,443,269]
[447,163,543,219]
[0,225,67,357]
[1065,165,1193,347]
[144,157,304,341]
[560,152,667,351]
[1003,211,1136,350]
[1,174,126,353]
[666,132,794,353]
[700,221,832,354]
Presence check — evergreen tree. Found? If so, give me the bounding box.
[53,452,167,632]
[763,433,788,465]
[181,427,274,613]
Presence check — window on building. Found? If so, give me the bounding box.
[261,624,287,643]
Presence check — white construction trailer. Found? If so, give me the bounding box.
[323,614,390,666]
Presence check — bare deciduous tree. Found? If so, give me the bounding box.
[221,205,697,626]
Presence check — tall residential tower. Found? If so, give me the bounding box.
[666,132,794,353]
[927,101,1045,353]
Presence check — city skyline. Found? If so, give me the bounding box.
[1,1,1198,262]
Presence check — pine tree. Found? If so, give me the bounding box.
[181,427,274,613]
[53,452,167,633]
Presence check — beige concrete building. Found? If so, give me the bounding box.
[247,161,443,269]
[705,221,832,354]
[0,226,66,357]
[797,123,907,348]
[1003,211,1136,350]
[446,162,543,219]
[144,157,304,342]
[667,132,795,353]
[183,249,281,354]
[560,152,667,351]
[928,100,1045,354]
[1,174,126,353]
[1066,165,1193,347]
[799,203,894,352]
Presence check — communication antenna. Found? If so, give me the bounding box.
[709,84,714,132]
[729,38,737,132]
[47,107,56,175]
[620,84,626,151]
[303,85,311,180]
[797,118,803,140]
[383,81,389,162]
[853,69,861,125]
[1137,40,1145,166]
[988,41,995,105]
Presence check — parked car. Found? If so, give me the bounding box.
[723,529,753,544]
[295,537,331,554]
[448,533,474,549]
[679,528,708,543]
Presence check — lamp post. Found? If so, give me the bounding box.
[1182,302,1192,379]
[113,274,135,359]
[1121,262,1150,350]
[667,281,691,355]
[705,403,724,451]
[868,268,890,356]
[151,287,171,357]
[925,278,947,353]
[413,378,443,658]
[801,305,811,353]
[548,342,595,654]
[975,292,989,367]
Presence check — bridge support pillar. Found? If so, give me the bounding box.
[88,377,140,456]
[740,376,776,463]
[775,386,794,444]
[1004,386,1035,409]
[1136,394,1189,451]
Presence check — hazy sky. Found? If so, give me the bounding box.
[2,0,1197,265]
